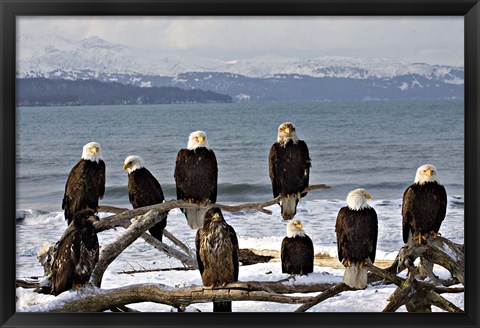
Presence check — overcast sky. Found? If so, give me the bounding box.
[17,16,464,66]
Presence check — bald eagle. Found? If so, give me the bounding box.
[402,164,447,244]
[51,209,99,296]
[123,155,168,241]
[175,131,218,229]
[281,219,314,275]
[269,122,311,220]
[335,188,378,289]
[195,207,239,312]
[62,142,105,225]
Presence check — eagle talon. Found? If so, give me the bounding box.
[413,233,426,244]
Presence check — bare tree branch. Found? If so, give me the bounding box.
[294,283,352,312]
[92,209,169,287]
[395,236,464,285]
[95,183,331,232]
[23,283,315,312]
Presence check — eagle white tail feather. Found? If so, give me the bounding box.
[185,207,207,229]
[343,264,368,289]
[280,195,298,220]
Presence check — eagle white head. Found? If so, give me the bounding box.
[286,219,307,238]
[346,188,372,211]
[81,142,102,163]
[414,164,440,185]
[187,130,209,150]
[277,122,299,146]
[123,155,145,174]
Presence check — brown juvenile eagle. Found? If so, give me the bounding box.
[51,209,99,296]
[195,207,239,312]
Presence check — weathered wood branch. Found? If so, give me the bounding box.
[22,283,315,312]
[140,232,198,269]
[294,283,352,312]
[18,275,336,296]
[365,262,405,287]
[95,183,331,232]
[118,267,196,274]
[395,236,464,285]
[379,253,464,313]
[92,209,168,287]
[163,229,194,257]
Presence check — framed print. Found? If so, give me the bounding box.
[1,0,479,327]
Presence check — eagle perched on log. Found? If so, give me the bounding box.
[269,122,311,220]
[123,155,167,241]
[281,219,314,275]
[175,131,218,229]
[51,209,99,296]
[195,207,239,312]
[62,142,105,225]
[335,188,378,289]
[402,164,447,244]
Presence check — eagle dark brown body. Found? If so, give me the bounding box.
[51,209,99,296]
[402,181,447,243]
[62,158,105,225]
[195,208,239,312]
[127,167,167,241]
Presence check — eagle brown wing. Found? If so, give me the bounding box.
[51,226,77,295]
[128,168,165,208]
[336,207,378,264]
[174,148,218,203]
[268,144,280,198]
[62,159,106,224]
[226,223,239,280]
[402,186,415,243]
[73,224,99,286]
[195,228,205,276]
[268,141,311,198]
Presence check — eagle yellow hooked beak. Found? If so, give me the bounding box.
[365,193,372,200]
[197,136,205,144]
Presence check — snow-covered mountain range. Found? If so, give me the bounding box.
[17,34,464,102]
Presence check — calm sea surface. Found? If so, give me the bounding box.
[16,100,464,277]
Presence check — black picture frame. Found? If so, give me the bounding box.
[1,1,479,327]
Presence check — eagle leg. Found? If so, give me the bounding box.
[429,231,441,238]
[358,260,368,270]
[413,233,426,244]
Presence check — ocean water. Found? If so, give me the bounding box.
[15,100,464,279]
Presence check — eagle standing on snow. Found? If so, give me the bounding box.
[175,131,218,229]
[123,155,168,241]
[402,164,447,244]
[269,122,311,220]
[195,207,239,312]
[281,219,314,275]
[51,209,99,296]
[335,188,378,289]
[62,142,105,225]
